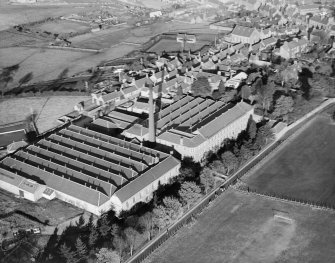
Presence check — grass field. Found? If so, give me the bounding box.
[147,39,210,54]
[244,115,335,206]
[0,0,95,31]
[0,96,89,133]
[0,19,213,84]
[0,30,48,48]
[0,45,135,84]
[37,20,90,34]
[147,189,335,263]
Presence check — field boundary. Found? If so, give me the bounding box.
[232,186,335,212]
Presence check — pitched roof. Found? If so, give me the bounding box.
[0,167,24,187]
[122,86,138,95]
[198,101,253,139]
[310,16,329,25]
[134,77,153,89]
[262,36,277,46]
[0,122,26,134]
[0,130,27,148]
[231,26,258,38]
[114,156,180,202]
[101,91,122,102]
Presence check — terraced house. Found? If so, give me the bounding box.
[0,125,180,215]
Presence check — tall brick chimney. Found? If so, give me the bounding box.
[148,84,156,143]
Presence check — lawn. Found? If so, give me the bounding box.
[147,189,335,263]
[0,96,89,133]
[244,115,335,206]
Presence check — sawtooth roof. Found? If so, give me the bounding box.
[0,124,178,209]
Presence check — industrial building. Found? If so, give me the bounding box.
[123,96,254,162]
[0,124,180,215]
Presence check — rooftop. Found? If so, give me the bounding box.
[231,25,257,38]
[0,124,177,207]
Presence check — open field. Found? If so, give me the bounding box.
[0,20,213,84]
[0,13,214,83]
[0,96,89,133]
[36,20,91,34]
[147,189,335,263]
[244,115,335,206]
[0,30,49,48]
[0,0,95,31]
[147,39,210,54]
[70,21,213,50]
[0,45,136,84]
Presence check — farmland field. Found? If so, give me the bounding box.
[0,96,89,133]
[0,45,135,84]
[70,21,213,50]
[37,20,91,34]
[244,115,335,206]
[0,19,213,84]
[0,0,95,31]
[0,30,48,48]
[147,189,335,263]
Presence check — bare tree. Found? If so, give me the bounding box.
[139,212,153,241]
[124,227,139,256]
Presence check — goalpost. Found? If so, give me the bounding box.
[272,209,293,223]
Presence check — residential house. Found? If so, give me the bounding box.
[149,11,162,18]
[260,28,272,39]
[230,25,260,44]
[278,38,309,59]
[299,4,321,15]
[309,16,329,29]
